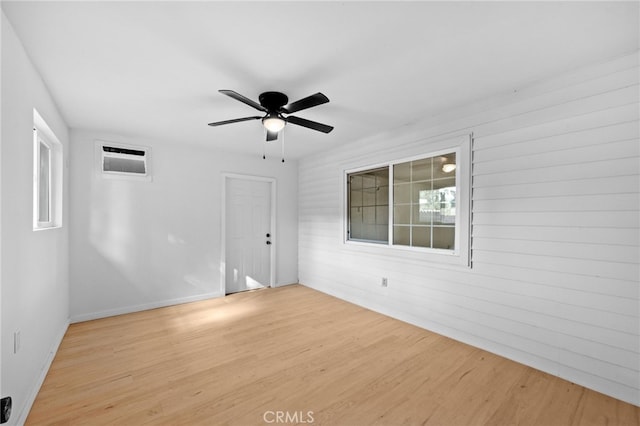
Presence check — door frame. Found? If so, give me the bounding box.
[220,173,277,295]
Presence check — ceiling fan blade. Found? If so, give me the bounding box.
[266,130,278,141]
[286,115,334,133]
[280,92,329,114]
[219,90,267,112]
[207,116,261,126]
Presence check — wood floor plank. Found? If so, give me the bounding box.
[26,284,639,425]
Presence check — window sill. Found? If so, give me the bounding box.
[33,224,62,232]
[344,238,469,268]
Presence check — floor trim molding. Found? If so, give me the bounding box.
[70,292,223,323]
[17,320,69,426]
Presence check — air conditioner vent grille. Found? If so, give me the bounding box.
[99,142,150,178]
[103,156,146,174]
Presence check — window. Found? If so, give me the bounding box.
[37,139,51,224]
[392,152,456,249]
[33,109,63,230]
[345,135,471,263]
[348,167,389,243]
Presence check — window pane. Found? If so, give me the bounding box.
[433,152,456,179]
[376,205,389,224]
[393,183,410,204]
[375,170,389,186]
[393,162,411,183]
[376,224,389,242]
[348,167,389,243]
[350,187,362,207]
[411,181,431,204]
[393,226,410,245]
[433,177,455,190]
[412,226,431,247]
[363,187,376,206]
[413,203,433,224]
[411,157,432,181]
[362,174,376,188]
[38,142,51,223]
[393,204,411,225]
[350,207,363,239]
[391,152,456,249]
[363,206,376,224]
[433,226,455,250]
[434,186,456,225]
[376,184,389,205]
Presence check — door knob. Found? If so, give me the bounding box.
[266,241,272,245]
[266,233,271,238]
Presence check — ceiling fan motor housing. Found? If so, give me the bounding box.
[259,91,289,111]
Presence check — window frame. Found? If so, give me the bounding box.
[390,148,460,251]
[33,109,63,231]
[343,134,472,266]
[346,165,390,245]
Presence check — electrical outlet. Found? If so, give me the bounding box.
[381,277,388,287]
[13,331,20,354]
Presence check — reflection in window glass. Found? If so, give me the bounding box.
[38,141,51,223]
[347,151,457,251]
[393,152,456,249]
[348,168,389,243]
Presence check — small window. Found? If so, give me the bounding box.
[33,109,63,230]
[345,135,471,263]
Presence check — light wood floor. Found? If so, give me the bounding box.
[28,284,638,425]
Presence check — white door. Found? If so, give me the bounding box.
[225,177,272,294]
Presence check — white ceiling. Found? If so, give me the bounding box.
[2,1,638,159]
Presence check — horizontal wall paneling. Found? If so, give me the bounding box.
[298,52,640,405]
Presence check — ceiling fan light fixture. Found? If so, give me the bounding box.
[210,90,333,140]
[442,163,456,173]
[262,114,286,132]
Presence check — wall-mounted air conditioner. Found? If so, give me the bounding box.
[96,141,152,181]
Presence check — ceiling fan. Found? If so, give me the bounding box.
[208,90,334,141]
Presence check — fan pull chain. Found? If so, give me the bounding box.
[263,128,266,159]
[281,127,285,163]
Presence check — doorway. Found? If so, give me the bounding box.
[222,174,276,295]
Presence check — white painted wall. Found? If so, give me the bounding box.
[69,129,298,322]
[1,12,70,424]
[0,8,3,413]
[298,52,639,405]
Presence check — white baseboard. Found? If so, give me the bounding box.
[70,292,223,323]
[14,320,69,426]
[272,281,298,288]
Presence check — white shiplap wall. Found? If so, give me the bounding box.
[298,52,639,405]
